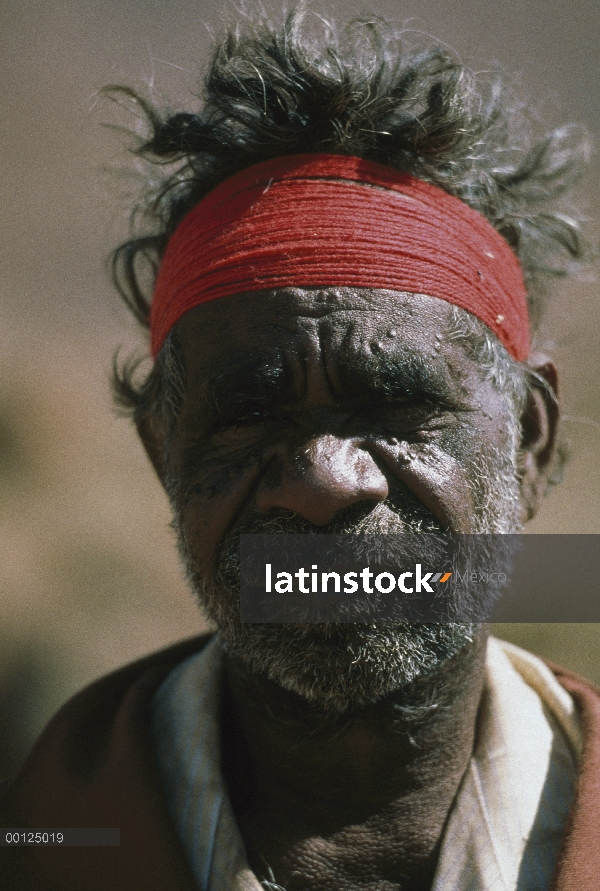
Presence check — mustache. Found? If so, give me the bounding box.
[221,492,445,540]
[213,495,446,591]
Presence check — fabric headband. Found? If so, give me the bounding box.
[151,153,530,360]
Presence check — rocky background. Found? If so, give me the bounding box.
[1,0,599,779]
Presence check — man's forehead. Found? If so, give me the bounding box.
[175,287,459,372]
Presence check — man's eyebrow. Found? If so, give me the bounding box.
[336,349,458,402]
[201,354,292,420]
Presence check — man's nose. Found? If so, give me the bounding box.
[255,436,389,526]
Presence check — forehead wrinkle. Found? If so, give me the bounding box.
[190,317,330,415]
[181,294,468,423]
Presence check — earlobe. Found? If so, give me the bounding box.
[136,413,168,483]
[518,356,560,522]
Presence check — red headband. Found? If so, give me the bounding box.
[151,154,529,360]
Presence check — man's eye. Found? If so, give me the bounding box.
[368,402,446,431]
[227,409,273,428]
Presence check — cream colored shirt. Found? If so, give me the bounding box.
[151,637,581,891]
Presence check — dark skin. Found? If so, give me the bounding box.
[139,287,559,890]
[219,638,487,889]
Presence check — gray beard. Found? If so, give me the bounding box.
[170,443,521,714]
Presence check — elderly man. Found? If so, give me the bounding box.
[1,11,598,891]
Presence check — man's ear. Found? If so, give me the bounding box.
[136,413,168,484]
[518,354,560,522]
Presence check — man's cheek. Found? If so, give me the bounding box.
[177,458,265,576]
[368,439,477,532]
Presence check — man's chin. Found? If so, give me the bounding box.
[213,618,477,714]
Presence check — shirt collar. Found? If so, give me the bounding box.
[152,636,580,891]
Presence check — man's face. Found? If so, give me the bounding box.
[157,287,524,711]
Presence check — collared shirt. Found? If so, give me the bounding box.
[151,637,581,891]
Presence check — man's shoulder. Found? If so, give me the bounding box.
[0,632,214,802]
[81,632,216,696]
[0,633,215,890]
[38,631,214,745]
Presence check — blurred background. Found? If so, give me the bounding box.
[1,0,599,780]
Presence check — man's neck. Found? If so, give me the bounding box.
[220,630,488,891]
